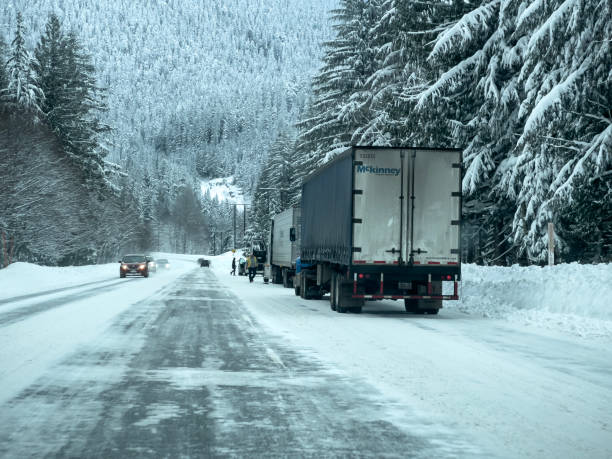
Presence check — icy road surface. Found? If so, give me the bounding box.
[0,254,610,458]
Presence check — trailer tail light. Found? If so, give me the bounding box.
[358,273,364,279]
[446,275,452,280]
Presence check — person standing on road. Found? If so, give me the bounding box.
[231,257,236,276]
[247,253,257,283]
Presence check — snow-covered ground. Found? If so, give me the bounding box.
[0,262,116,300]
[1,254,610,458]
[211,252,612,459]
[200,176,248,204]
[0,253,201,406]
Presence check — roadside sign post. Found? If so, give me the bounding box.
[548,223,555,266]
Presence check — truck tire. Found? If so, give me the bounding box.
[294,274,301,296]
[282,269,291,288]
[335,278,346,313]
[329,272,337,311]
[336,278,364,313]
[300,272,308,299]
[271,267,281,284]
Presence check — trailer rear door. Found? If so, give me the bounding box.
[352,148,404,264]
[407,149,461,265]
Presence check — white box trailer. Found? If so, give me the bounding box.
[266,207,301,288]
[297,146,461,314]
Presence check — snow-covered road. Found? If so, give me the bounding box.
[0,253,610,458]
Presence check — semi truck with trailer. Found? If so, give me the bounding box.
[295,146,461,314]
[265,206,301,288]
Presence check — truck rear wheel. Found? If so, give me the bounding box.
[271,267,282,284]
[329,272,337,311]
[300,272,308,299]
[282,269,291,288]
[294,273,301,296]
[336,279,363,313]
[335,278,346,313]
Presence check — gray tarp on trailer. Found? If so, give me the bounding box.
[300,152,353,265]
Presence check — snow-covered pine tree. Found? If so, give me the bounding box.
[353,0,443,147]
[0,34,8,101]
[250,162,275,244]
[265,131,295,212]
[2,12,44,121]
[58,31,110,189]
[249,131,295,242]
[34,14,65,131]
[416,0,611,263]
[34,18,110,192]
[289,0,386,209]
[296,0,382,169]
[502,0,612,261]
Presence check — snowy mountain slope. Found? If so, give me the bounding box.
[1,0,337,183]
[200,177,249,205]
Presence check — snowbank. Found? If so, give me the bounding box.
[0,262,115,300]
[209,252,612,339]
[447,263,612,338]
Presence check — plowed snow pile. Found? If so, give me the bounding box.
[446,263,612,338]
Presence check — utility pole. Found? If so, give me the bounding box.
[232,204,249,249]
[233,205,237,249]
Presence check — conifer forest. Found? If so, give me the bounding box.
[0,0,610,267]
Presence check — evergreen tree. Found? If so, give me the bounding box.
[415,0,611,262]
[296,0,382,169]
[0,34,8,99]
[250,164,275,243]
[35,21,110,190]
[249,130,296,241]
[2,12,44,121]
[34,14,64,128]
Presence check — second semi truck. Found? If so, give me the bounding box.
[295,146,462,314]
[265,206,301,288]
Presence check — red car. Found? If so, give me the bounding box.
[119,254,151,278]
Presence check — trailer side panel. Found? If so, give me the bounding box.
[301,154,353,265]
